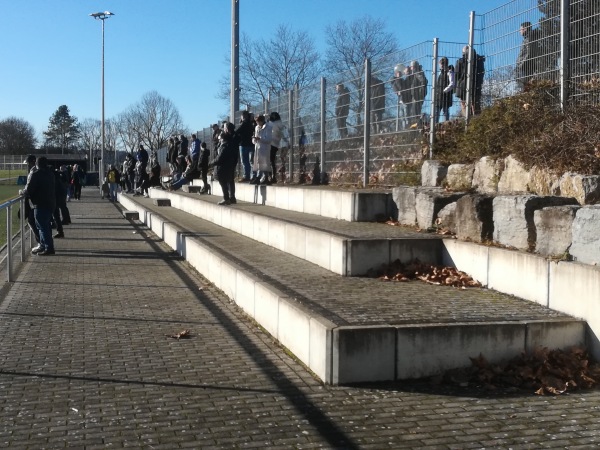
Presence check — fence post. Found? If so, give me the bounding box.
[363,58,372,187]
[288,89,294,183]
[465,11,476,126]
[429,38,439,159]
[560,0,570,111]
[320,77,327,183]
[6,205,12,282]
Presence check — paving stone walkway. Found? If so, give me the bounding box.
[0,188,598,449]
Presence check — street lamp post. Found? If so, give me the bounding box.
[89,11,114,189]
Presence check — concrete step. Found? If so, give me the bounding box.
[139,186,442,276]
[191,178,395,222]
[118,192,585,385]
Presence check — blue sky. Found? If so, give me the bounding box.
[0,0,507,142]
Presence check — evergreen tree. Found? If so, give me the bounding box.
[44,105,80,154]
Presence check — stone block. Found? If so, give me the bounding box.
[392,186,417,225]
[420,160,447,187]
[493,195,578,251]
[445,164,474,190]
[534,205,580,256]
[455,194,494,243]
[570,205,600,265]
[497,155,530,193]
[529,166,560,196]
[472,156,502,194]
[153,198,171,207]
[436,202,457,234]
[122,210,139,221]
[415,188,465,230]
[559,173,600,205]
[182,185,202,193]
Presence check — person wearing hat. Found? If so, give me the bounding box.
[20,156,56,255]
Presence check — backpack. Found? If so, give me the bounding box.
[107,170,116,183]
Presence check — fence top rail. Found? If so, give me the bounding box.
[0,196,23,211]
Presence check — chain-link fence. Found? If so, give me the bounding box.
[218,0,599,187]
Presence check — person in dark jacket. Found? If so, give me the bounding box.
[167,137,178,173]
[370,75,386,133]
[434,57,455,123]
[52,166,71,239]
[178,134,189,158]
[135,144,149,197]
[209,122,239,205]
[516,21,541,91]
[335,83,350,139]
[410,61,428,124]
[199,142,211,194]
[20,156,56,255]
[236,111,255,181]
[22,154,40,246]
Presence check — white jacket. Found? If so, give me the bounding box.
[270,120,288,148]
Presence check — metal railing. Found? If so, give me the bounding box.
[0,196,27,282]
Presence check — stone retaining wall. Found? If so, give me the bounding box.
[395,156,600,264]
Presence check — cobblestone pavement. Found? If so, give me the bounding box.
[0,189,599,449]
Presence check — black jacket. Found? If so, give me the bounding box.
[235,118,254,147]
[23,167,56,210]
[210,134,238,178]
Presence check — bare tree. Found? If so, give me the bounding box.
[0,117,37,155]
[324,16,400,125]
[122,91,186,152]
[219,25,321,110]
[78,118,101,165]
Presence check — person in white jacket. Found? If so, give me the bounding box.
[251,114,273,185]
[268,111,288,183]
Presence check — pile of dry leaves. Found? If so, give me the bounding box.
[440,347,600,395]
[368,259,482,288]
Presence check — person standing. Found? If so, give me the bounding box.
[455,45,484,117]
[178,134,189,159]
[370,75,386,133]
[516,22,541,91]
[199,142,211,194]
[106,164,120,202]
[209,122,239,205]
[434,57,455,123]
[52,166,71,239]
[20,156,56,256]
[167,137,178,173]
[268,112,288,184]
[251,114,273,185]
[135,144,149,197]
[335,83,350,139]
[23,154,40,246]
[236,111,255,182]
[410,61,428,125]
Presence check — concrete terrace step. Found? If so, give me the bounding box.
[140,186,442,276]
[191,179,395,222]
[118,191,585,385]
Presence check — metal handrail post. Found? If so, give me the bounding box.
[20,197,25,262]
